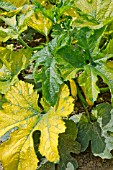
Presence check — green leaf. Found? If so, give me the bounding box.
[58,120,81,170]
[56,45,84,68]
[0,81,74,169]
[55,44,85,80]
[73,26,106,58]
[33,34,71,105]
[78,65,100,105]
[34,57,63,106]
[92,103,112,127]
[77,115,106,154]
[42,58,63,106]
[55,55,79,81]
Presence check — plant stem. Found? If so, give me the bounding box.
[18,36,31,49]
[76,84,91,121]
[18,36,45,51]
[46,35,49,43]
[100,87,109,93]
[32,46,44,51]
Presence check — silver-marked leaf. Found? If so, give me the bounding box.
[92,103,113,159]
[78,65,100,105]
[33,34,70,105]
[73,0,113,29]
[0,81,74,169]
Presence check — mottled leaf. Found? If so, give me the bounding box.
[28,12,52,36]
[0,27,17,42]
[0,0,16,11]
[94,55,113,104]
[73,0,113,29]
[33,34,70,105]
[92,103,113,158]
[0,47,32,93]
[78,65,100,105]
[3,0,30,7]
[0,81,74,169]
[0,15,17,27]
[42,58,63,106]
[103,39,113,54]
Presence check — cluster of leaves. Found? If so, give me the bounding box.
[0,0,113,169]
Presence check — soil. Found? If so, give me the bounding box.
[74,148,113,170]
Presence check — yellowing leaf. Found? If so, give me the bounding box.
[0,81,40,170]
[0,81,74,169]
[28,12,52,36]
[3,0,30,7]
[69,79,77,98]
[78,65,100,106]
[81,86,94,106]
[106,60,113,69]
[73,0,113,29]
[0,48,32,94]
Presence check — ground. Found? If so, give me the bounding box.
[74,148,113,170]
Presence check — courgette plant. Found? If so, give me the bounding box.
[0,0,113,169]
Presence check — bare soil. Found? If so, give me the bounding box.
[74,148,113,170]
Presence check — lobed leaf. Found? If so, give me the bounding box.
[77,115,106,154]
[58,120,80,170]
[93,103,113,158]
[33,33,71,105]
[73,0,113,29]
[0,81,74,169]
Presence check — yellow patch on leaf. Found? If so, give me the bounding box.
[0,81,74,169]
[28,12,52,36]
[3,0,29,7]
[81,86,94,106]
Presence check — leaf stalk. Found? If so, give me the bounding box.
[76,84,91,121]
